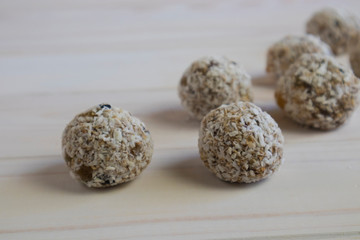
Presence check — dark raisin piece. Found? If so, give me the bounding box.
[76,165,93,182]
[99,104,111,109]
[208,60,219,68]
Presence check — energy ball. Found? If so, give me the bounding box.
[266,35,332,77]
[178,56,253,120]
[275,53,360,130]
[350,47,360,78]
[198,102,284,183]
[306,8,360,55]
[62,104,153,188]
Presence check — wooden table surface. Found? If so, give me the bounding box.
[1,0,360,239]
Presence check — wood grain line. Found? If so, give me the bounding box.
[0,86,177,98]
[0,78,276,98]
[99,229,360,240]
[1,208,359,235]
[220,231,360,240]
[0,171,68,178]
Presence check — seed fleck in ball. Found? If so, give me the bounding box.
[266,35,332,77]
[198,101,284,183]
[178,56,253,120]
[275,53,360,130]
[62,104,153,188]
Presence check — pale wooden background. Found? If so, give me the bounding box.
[1,0,360,239]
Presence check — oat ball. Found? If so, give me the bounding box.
[266,35,332,77]
[178,56,253,120]
[350,48,360,78]
[62,104,153,188]
[275,53,360,130]
[198,102,284,183]
[306,8,360,55]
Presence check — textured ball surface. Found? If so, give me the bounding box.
[266,35,331,77]
[306,8,359,55]
[178,56,253,120]
[62,104,153,188]
[198,102,284,183]
[275,53,360,130]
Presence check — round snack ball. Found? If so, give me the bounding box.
[198,102,284,183]
[266,35,332,77]
[275,53,360,130]
[306,8,360,55]
[62,104,153,188]
[350,48,360,78]
[178,56,253,120]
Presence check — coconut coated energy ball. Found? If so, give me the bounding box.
[275,53,360,130]
[306,8,360,55]
[266,35,332,77]
[198,102,284,183]
[62,104,153,188]
[178,56,253,120]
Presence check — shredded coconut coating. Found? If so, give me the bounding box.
[198,102,284,183]
[275,53,360,130]
[178,56,253,120]
[62,104,153,188]
[350,48,360,78]
[266,35,332,77]
[306,8,360,55]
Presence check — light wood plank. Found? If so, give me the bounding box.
[0,148,359,239]
[1,0,358,95]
